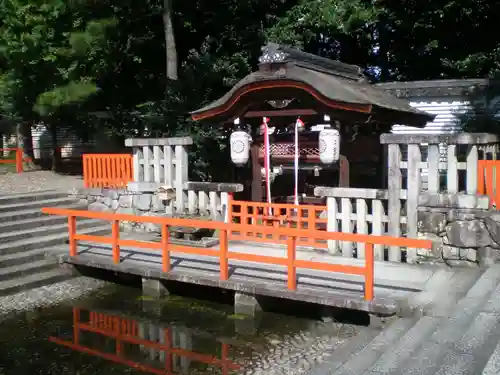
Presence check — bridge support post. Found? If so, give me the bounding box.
[234,292,261,317]
[142,278,169,298]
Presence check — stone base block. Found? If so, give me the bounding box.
[142,278,169,298]
[234,292,262,317]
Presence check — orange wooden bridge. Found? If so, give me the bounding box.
[42,195,435,316]
[49,308,240,375]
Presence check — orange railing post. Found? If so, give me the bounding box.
[478,160,486,196]
[219,228,228,281]
[68,215,77,256]
[161,224,170,272]
[287,236,297,291]
[112,220,120,264]
[221,343,229,375]
[364,243,375,301]
[15,148,23,173]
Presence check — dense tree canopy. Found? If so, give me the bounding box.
[0,0,499,171]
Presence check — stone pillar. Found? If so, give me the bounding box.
[142,278,169,298]
[234,292,262,317]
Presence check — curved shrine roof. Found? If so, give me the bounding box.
[191,44,435,127]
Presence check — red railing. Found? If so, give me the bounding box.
[49,308,239,375]
[82,154,133,188]
[0,148,31,173]
[42,200,433,301]
[478,160,500,208]
[229,200,328,248]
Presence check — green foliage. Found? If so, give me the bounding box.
[0,0,115,124]
[34,80,99,116]
[456,77,500,135]
[1,0,500,176]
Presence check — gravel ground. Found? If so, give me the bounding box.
[0,170,83,194]
[0,277,108,320]
[242,322,362,375]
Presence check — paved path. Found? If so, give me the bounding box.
[0,171,83,194]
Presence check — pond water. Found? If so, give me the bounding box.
[0,283,368,374]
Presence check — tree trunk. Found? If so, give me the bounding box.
[163,0,178,80]
[49,125,60,172]
[16,122,35,170]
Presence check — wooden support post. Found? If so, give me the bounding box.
[68,216,77,257]
[15,148,23,173]
[112,220,120,264]
[161,224,170,272]
[287,236,297,291]
[219,228,228,280]
[364,243,374,301]
[221,343,229,375]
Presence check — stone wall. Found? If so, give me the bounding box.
[70,188,167,232]
[70,182,243,234]
[417,193,499,266]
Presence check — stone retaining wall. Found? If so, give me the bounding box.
[71,188,166,232]
[70,182,243,233]
[417,193,499,266]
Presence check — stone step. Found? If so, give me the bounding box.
[309,328,380,375]
[0,248,48,268]
[0,197,78,214]
[419,267,482,317]
[0,259,58,282]
[390,266,500,375]
[432,311,500,375]
[332,318,418,375]
[0,202,86,223]
[361,316,441,375]
[482,340,500,375]
[0,190,67,205]
[0,215,69,233]
[0,218,105,244]
[0,268,72,297]
[0,224,111,256]
[408,268,455,313]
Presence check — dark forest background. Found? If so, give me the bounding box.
[1,0,500,175]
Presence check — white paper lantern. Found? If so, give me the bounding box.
[230,130,250,166]
[319,128,340,164]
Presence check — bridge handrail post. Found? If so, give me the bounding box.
[364,243,374,301]
[219,226,229,280]
[15,148,23,173]
[161,224,170,272]
[221,343,229,375]
[68,215,77,257]
[287,236,297,291]
[111,220,120,264]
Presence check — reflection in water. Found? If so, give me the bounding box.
[49,308,240,375]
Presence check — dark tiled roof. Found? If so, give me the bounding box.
[191,44,435,126]
[375,78,488,98]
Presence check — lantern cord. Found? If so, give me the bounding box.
[263,117,272,214]
[294,118,304,206]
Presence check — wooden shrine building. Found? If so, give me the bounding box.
[191,43,434,204]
